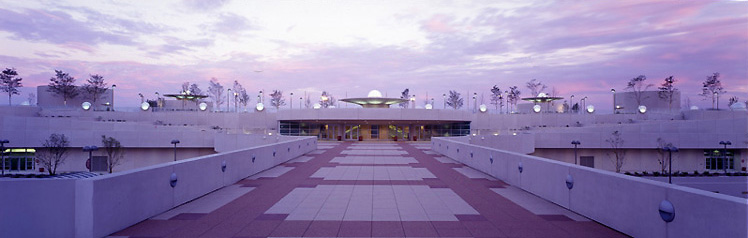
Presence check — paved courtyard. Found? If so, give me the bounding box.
[112,142,626,237]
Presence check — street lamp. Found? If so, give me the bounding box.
[719,141,732,173]
[171,140,180,162]
[581,96,587,113]
[83,146,99,172]
[498,95,503,114]
[234,92,238,112]
[663,146,679,184]
[714,92,719,110]
[0,139,9,175]
[443,93,446,109]
[299,97,302,108]
[290,92,294,109]
[410,95,416,109]
[611,89,616,114]
[571,140,580,165]
[473,93,477,113]
[570,95,574,113]
[227,88,232,112]
[259,90,263,105]
[111,84,116,111]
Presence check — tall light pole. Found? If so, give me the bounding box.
[571,140,580,165]
[171,140,180,162]
[83,146,98,172]
[111,84,116,111]
[581,96,587,113]
[663,146,678,184]
[227,88,231,112]
[0,140,9,175]
[299,97,302,108]
[611,89,616,114]
[234,92,238,112]
[498,95,503,114]
[719,141,732,173]
[570,95,574,113]
[259,90,264,105]
[473,93,477,113]
[290,92,294,109]
[442,93,446,109]
[714,92,719,110]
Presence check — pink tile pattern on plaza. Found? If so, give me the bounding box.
[112,141,627,237]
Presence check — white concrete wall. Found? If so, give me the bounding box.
[0,136,317,238]
[433,137,747,238]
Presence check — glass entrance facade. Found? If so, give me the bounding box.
[279,121,470,141]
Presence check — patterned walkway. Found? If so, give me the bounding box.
[112,142,626,238]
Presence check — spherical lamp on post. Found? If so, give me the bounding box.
[290,92,294,109]
[171,140,180,162]
[570,95,574,113]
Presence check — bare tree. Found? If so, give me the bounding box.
[700,72,725,110]
[28,93,35,105]
[189,83,202,95]
[36,133,70,175]
[101,135,124,173]
[238,88,250,110]
[82,74,107,107]
[728,96,739,109]
[47,70,79,106]
[305,96,312,108]
[270,90,285,109]
[507,86,521,112]
[626,75,653,107]
[606,130,626,173]
[399,88,410,108]
[1,68,23,106]
[490,85,502,110]
[320,91,336,108]
[232,80,245,111]
[207,78,225,111]
[657,76,677,112]
[526,79,547,96]
[656,138,673,173]
[446,90,463,109]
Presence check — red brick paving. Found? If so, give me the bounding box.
[112,142,628,237]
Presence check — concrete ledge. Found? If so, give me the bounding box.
[0,136,316,238]
[433,136,747,238]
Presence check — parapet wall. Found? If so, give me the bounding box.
[433,136,747,238]
[0,136,317,238]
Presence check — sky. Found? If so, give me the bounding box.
[1,0,747,111]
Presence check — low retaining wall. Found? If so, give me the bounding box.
[0,136,317,238]
[432,137,747,238]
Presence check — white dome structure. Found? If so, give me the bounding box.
[730,102,747,111]
[367,90,383,98]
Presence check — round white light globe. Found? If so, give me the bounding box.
[199,102,208,111]
[425,104,433,109]
[367,90,383,98]
[479,104,487,113]
[638,105,647,114]
[140,102,150,111]
[255,102,264,111]
[533,105,541,113]
[586,105,595,113]
[313,103,321,109]
[82,102,92,111]
[537,92,547,97]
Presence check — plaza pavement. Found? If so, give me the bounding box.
[111,142,627,238]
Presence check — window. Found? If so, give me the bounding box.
[371,125,379,139]
[580,156,594,168]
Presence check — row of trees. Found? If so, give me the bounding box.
[36,133,124,175]
[2,69,111,106]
